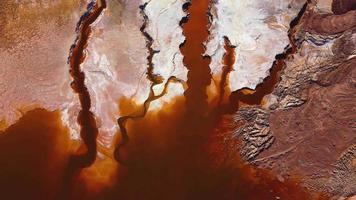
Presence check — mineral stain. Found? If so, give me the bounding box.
[180,0,212,118]
[0,106,327,199]
[218,36,236,106]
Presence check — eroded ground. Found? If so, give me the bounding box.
[228,1,356,199]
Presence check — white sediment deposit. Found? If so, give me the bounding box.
[0,1,85,132]
[71,0,149,145]
[67,0,188,145]
[0,0,306,147]
[205,0,305,91]
[144,0,188,83]
[143,0,188,109]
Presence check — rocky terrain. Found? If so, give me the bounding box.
[227,1,356,199]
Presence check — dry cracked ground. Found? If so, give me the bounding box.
[0,0,355,200]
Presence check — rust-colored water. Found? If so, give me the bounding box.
[218,37,236,105]
[114,3,185,163]
[0,109,70,200]
[62,0,107,198]
[228,60,284,108]
[180,0,212,117]
[107,97,325,200]
[0,106,329,200]
[68,0,106,168]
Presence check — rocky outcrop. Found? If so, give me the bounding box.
[327,145,356,198]
[229,107,274,162]
[228,0,356,198]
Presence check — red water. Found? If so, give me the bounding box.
[67,0,107,168]
[180,0,212,118]
[63,0,107,198]
[114,3,185,163]
[0,109,70,200]
[218,37,236,105]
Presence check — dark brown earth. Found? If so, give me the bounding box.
[258,58,356,194]
[228,1,356,199]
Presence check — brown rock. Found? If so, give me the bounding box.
[229,3,356,198]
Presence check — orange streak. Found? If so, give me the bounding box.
[218,37,236,105]
[180,0,212,118]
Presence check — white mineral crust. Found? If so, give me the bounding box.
[1,0,310,148]
[205,0,305,91]
[144,0,187,97]
[75,0,188,146]
[77,0,149,146]
[0,1,85,135]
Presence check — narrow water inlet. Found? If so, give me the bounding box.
[67,0,107,168]
[114,2,186,164]
[228,2,309,108]
[180,0,212,118]
[218,36,236,105]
